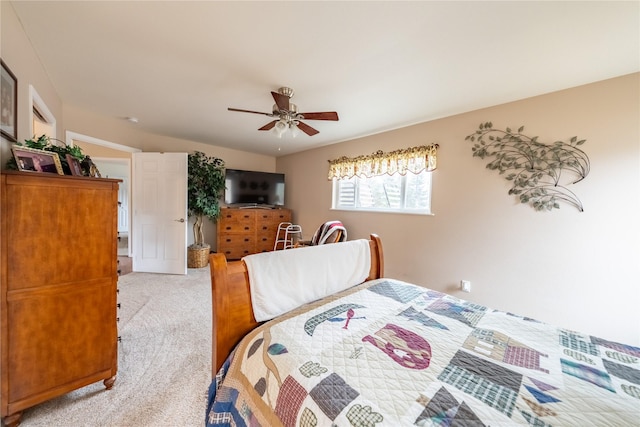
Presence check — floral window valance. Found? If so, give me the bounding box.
[327,144,439,180]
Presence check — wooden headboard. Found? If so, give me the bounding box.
[208,234,384,376]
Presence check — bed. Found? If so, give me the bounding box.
[206,234,639,426]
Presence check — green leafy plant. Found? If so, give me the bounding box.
[187,151,225,248]
[6,134,86,174]
[465,122,590,212]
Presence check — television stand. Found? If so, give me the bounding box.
[217,207,292,259]
[237,204,275,209]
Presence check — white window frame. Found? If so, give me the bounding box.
[331,171,433,215]
[29,84,56,139]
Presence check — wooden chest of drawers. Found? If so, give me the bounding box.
[1,172,119,426]
[216,208,292,259]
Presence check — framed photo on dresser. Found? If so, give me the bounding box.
[12,145,64,175]
[66,154,84,176]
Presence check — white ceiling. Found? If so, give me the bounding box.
[10,1,639,156]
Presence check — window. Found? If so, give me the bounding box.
[30,84,56,138]
[33,105,54,138]
[332,171,433,214]
[328,144,438,215]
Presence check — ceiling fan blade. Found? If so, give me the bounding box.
[296,121,319,136]
[258,120,277,131]
[228,107,273,116]
[299,112,339,121]
[271,91,290,111]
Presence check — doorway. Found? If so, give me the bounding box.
[65,131,141,259]
[94,157,131,256]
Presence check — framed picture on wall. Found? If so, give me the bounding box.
[1,59,18,142]
[66,154,84,176]
[12,145,64,175]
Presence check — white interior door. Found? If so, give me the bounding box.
[132,152,188,274]
[116,178,129,234]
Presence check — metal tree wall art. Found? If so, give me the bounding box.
[465,122,590,212]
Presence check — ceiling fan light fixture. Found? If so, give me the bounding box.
[273,119,288,138]
[229,86,338,138]
[290,122,300,138]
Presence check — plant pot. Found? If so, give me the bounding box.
[187,244,210,268]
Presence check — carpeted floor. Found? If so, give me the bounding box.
[19,267,212,427]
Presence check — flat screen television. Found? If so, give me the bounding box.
[224,169,285,207]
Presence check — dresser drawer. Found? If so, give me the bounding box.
[255,234,276,253]
[217,208,291,259]
[220,246,254,260]
[219,211,254,233]
[256,221,278,238]
[256,210,291,237]
[219,235,256,259]
[256,210,291,224]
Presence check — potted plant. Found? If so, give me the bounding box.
[187,151,225,268]
[5,134,87,174]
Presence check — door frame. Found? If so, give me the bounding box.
[93,157,131,255]
[65,131,141,258]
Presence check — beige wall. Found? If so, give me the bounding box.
[278,73,640,346]
[1,1,276,249]
[0,1,63,163]
[63,105,276,172]
[4,0,639,345]
[63,106,276,247]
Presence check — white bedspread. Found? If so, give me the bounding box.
[243,239,371,322]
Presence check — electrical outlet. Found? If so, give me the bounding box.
[460,280,471,293]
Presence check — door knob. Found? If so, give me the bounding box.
[174,218,185,223]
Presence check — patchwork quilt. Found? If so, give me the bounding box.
[206,279,640,426]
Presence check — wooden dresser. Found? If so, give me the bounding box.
[1,172,119,426]
[216,207,292,259]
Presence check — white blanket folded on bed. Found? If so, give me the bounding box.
[243,239,371,322]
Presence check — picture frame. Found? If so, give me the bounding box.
[1,59,18,142]
[12,145,64,175]
[66,154,84,176]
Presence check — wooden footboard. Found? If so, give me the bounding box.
[209,234,384,376]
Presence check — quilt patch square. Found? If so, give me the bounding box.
[309,373,359,420]
[439,351,521,417]
[603,359,640,385]
[275,376,308,427]
[427,299,487,327]
[367,280,424,303]
[560,358,614,392]
[559,330,598,356]
[415,386,486,426]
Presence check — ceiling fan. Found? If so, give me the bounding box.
[228,87,339,137]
